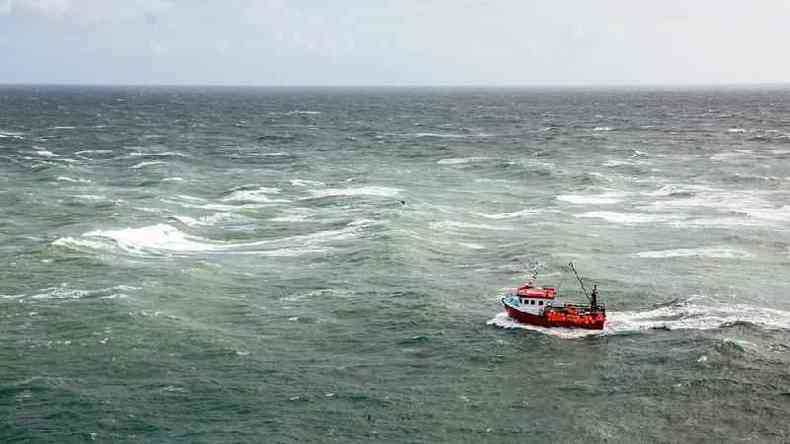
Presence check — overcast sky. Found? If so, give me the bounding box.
[2,0,789,86]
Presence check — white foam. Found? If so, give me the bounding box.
[458,242,485,250]
[557,193,624,205]
[635,247,754,259]
[593,126,614,132]
[727,128,747,133]
[171,213,241,227]
[577,211,685,224]
[51,126,76,130]
[602,160,634,167]
[56,176,92,184]
[221,188,290,204]
[17,284,140,301]
[608,300,790,332]
[489,298,790,338]
[82,224,222,255]
[75,149,114,156]
[640,184,713,197]
[54,221,368,257]
[162,177,185,182]
[710,150,753,161]
[72,194,107,201]
[744,205,790,223]
[0,131,24,139]
[286,110,321,115]
[129,151,186,157]
[36,150,58,157]
[487,312,602,338]
[309,186,400,198]
[429,220,510,231]
[437,157,488,165]
[290,179,325,187]
[478,208,551,219]
[131,161,166,169]
[413,132,467,138]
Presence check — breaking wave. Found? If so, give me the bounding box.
[53,221,368,257]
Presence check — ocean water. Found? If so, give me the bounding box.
[2,86,790,443]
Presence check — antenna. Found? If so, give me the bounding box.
[568,262,592,304]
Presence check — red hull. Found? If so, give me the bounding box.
[504,304,605,330]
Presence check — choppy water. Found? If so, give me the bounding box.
[2,86,790,443]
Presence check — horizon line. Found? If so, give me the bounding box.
[2,81,790,89]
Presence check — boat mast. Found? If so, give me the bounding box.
[568,262,592,304]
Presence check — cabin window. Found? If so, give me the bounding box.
[538,300,543,306]
[531,300,535,305]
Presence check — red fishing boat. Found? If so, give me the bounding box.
[501,263,606,330]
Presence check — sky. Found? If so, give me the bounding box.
[1,0,790,86]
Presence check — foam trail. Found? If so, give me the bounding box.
[488,299,790,338]
[635,247,754,259]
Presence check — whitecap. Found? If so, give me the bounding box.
[51,126,76,130]
[290,179,325,187]
[436,157,488,165]
[0,131,24,139]
[75,149,114,156]
[72,194,107,201]
[602,159,632,167]
[131,161,167,169]
[710,150,753,161]
[458,242,485,250]
[171,212,240,227]
[635,247,753,259]
[557,193,624,205]
[56,176,92,184]
[429,220,511,231]
[54,221,368,257]
[727,128,747,133]
[162,177,185,182]
[221,188,290,204]
[412,132,468,138]
[14,284,140,302]
[478,208,552,219]
[308,186,400,198]
[35,150,58,157]
[129,151,186,158]
[285,110,321,115]
[577,211,685,224]
[593,126,614,132]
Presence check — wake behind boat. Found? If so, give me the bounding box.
[501,263,606,330]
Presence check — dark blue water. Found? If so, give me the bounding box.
[2,86,790,443]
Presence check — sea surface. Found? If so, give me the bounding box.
[2,86,790,443]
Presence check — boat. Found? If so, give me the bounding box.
[501,262,606,330]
